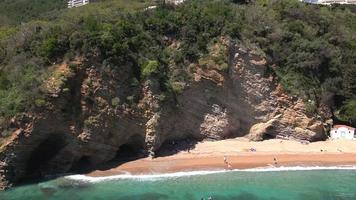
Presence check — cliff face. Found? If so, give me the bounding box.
[148,40,327,152]
[0,41,328,189]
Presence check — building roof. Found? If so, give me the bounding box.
[332,125,355,130]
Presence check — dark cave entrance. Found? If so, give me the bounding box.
[70,156,92,173]
[70,135,146,173]
[115,144,142,159]
[262,133,276,140]
[114,134,146,162]
[155,138,199,157]
[25,134,67,179]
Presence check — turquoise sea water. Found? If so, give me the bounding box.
[1,168,356,200]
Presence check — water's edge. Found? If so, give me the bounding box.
[3,166,356,200]
[66,165,356,183]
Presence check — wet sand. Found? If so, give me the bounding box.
[87,138,356,177]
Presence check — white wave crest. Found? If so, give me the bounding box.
[65,165,356,183]
[65,170,228,183]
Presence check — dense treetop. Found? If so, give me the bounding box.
[0,0,355,135]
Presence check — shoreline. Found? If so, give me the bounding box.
[84,139,356,178]
[86,153,356,177]
[69,164,356,182]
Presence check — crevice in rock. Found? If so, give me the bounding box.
[62,67,86,129]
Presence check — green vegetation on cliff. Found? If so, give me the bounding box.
[0,0,355,131]
[0,0,67,25]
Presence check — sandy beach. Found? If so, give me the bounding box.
[87,138,356,177]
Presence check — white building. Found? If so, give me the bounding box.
[68,0,89,8]
[301,0,356,4]
[168,0,185,5]
[330,125,355,140]
[318,0,356,4]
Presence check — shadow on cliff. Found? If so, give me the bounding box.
[70,138,200,174]
[155,138,199,157]
[70,143,148,174]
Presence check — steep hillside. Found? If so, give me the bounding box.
[0,39,327,189]
[0,0,355,189]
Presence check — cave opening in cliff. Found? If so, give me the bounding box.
[70,156,92,173]
[263,133,276,140]
[156,138,199,157]
[25,134,67,179]
[114,134,146,162]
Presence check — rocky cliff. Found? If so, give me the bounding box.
[0,39,328,190]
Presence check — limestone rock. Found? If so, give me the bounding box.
[247,119,276,141]
[293,127,321,141]
[200,104,230,139]
[145,112,161,156]
[0,42,330,190]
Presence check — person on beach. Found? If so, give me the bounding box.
[273,157,278,165]
[223,155,233,169]
[227,163,232,170]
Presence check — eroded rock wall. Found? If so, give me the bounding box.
[0,61,146,189]
[0,41,327,189]
[145,41,327,154]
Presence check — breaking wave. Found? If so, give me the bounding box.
[65,165,356,183]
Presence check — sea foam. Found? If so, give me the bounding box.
[66,170,228,183]
[65,165,356,183]
[240,165,356,172]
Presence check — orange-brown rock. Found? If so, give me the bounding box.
[0,43,327,190]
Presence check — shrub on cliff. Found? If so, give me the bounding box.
[142,60,160,78]
[338,100,356,125]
